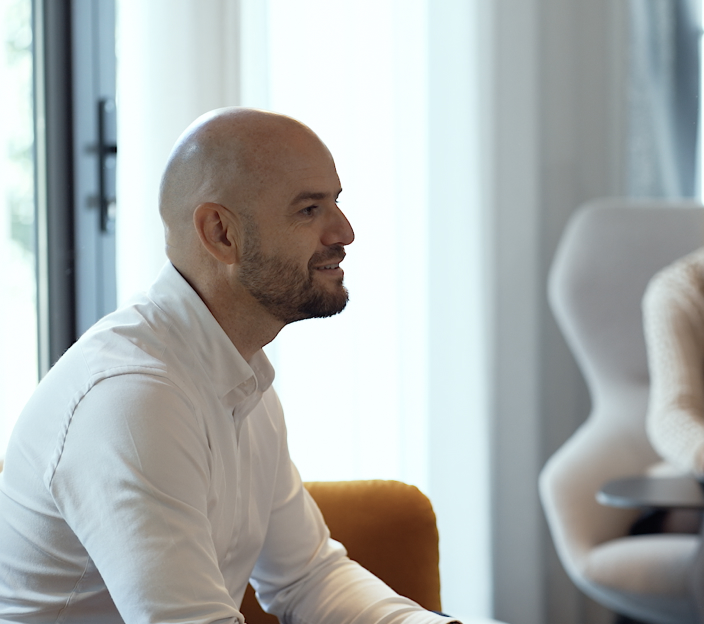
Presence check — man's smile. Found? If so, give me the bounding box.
[310,246,346,277]
[314,262,341,271]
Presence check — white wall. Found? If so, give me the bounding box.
[488,0,544,621]
[488,1,629,623]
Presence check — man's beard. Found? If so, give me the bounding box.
[238,223,349,324]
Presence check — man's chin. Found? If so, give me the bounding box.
[291,286,349,322]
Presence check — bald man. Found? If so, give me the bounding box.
[0,109,457,624]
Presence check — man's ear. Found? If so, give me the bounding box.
[193,202,243,265]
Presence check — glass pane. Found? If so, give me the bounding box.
[0,0,37,455]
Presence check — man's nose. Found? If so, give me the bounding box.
[323,206,355,246]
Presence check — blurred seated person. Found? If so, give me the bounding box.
[642,247,704,534]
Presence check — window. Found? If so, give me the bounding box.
[0,0,36,451]
[0,0,117,456]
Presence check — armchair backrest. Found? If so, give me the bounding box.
[549,199,704,420]
[542,199,704,584]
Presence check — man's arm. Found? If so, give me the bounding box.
[249,393,458,624]
[50,373,244,624]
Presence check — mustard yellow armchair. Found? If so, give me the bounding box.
[240,480,443,624]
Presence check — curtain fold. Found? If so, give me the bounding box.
[627,0,700,198]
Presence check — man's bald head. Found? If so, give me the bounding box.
[155,107,352,356]
[159,107,322,266]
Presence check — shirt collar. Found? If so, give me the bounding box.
[146,263,275,415]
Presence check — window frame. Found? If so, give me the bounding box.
[32,0,116,375]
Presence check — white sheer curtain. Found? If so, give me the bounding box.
[115,0,239,299]
[116,0,490,618]
[628,0,700,198]
[246,0,431,489]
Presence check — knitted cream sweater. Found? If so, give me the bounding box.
[643,247,704,478]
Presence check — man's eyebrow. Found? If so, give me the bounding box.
[290,189,343,205]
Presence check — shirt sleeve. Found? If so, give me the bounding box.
[643,256,704,477]
[249,393,457,624]
[48,373,245,624]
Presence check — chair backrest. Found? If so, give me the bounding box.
[541,199,704,616]
[240,480,442,624]
[549,199,704,418]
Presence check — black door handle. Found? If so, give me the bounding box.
[98,98,117,232]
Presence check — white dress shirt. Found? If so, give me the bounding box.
[0,263,454,624]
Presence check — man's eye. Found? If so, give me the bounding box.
[300,206,316,216]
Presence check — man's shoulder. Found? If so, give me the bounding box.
[30,297,182,420]
[78,295,178,377]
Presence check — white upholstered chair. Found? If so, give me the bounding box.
[540,199,704,624]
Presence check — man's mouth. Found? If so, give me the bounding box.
[310,245,346,273]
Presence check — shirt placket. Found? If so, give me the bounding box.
[227,375,258,558]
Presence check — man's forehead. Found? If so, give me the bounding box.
[272,153,340,197]
[289,188,343,206]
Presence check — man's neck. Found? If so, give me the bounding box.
[217,305,284,361]
[173,263,284,361]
